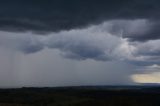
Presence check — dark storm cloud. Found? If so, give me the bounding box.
[0,0,125,32]
[124,21,160,41]
[104,19,160,41]
[0,0,160,39]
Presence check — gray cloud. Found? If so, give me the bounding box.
[123,21,160,41]
[45,28,120,61]
[102,19,160,41]
[124,39,160,66]
[0,31,44,53]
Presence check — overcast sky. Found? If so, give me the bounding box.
[0,0,160,87]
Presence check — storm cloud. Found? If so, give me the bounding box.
[0,19,160,64]
[0,0,160,41]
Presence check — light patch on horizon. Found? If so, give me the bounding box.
[131,73,160,83]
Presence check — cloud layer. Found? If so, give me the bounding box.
[0,19,160,66]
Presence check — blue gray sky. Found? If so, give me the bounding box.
[0,0,160,87]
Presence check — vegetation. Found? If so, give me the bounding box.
[0,86,159,106]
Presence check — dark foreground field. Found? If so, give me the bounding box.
[0,86,160,106]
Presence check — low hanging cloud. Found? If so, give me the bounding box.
[0,19,160,66]
[0,31,44,53]
[44,27,120,61]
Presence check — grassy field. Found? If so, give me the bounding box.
[0,86,159,106]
